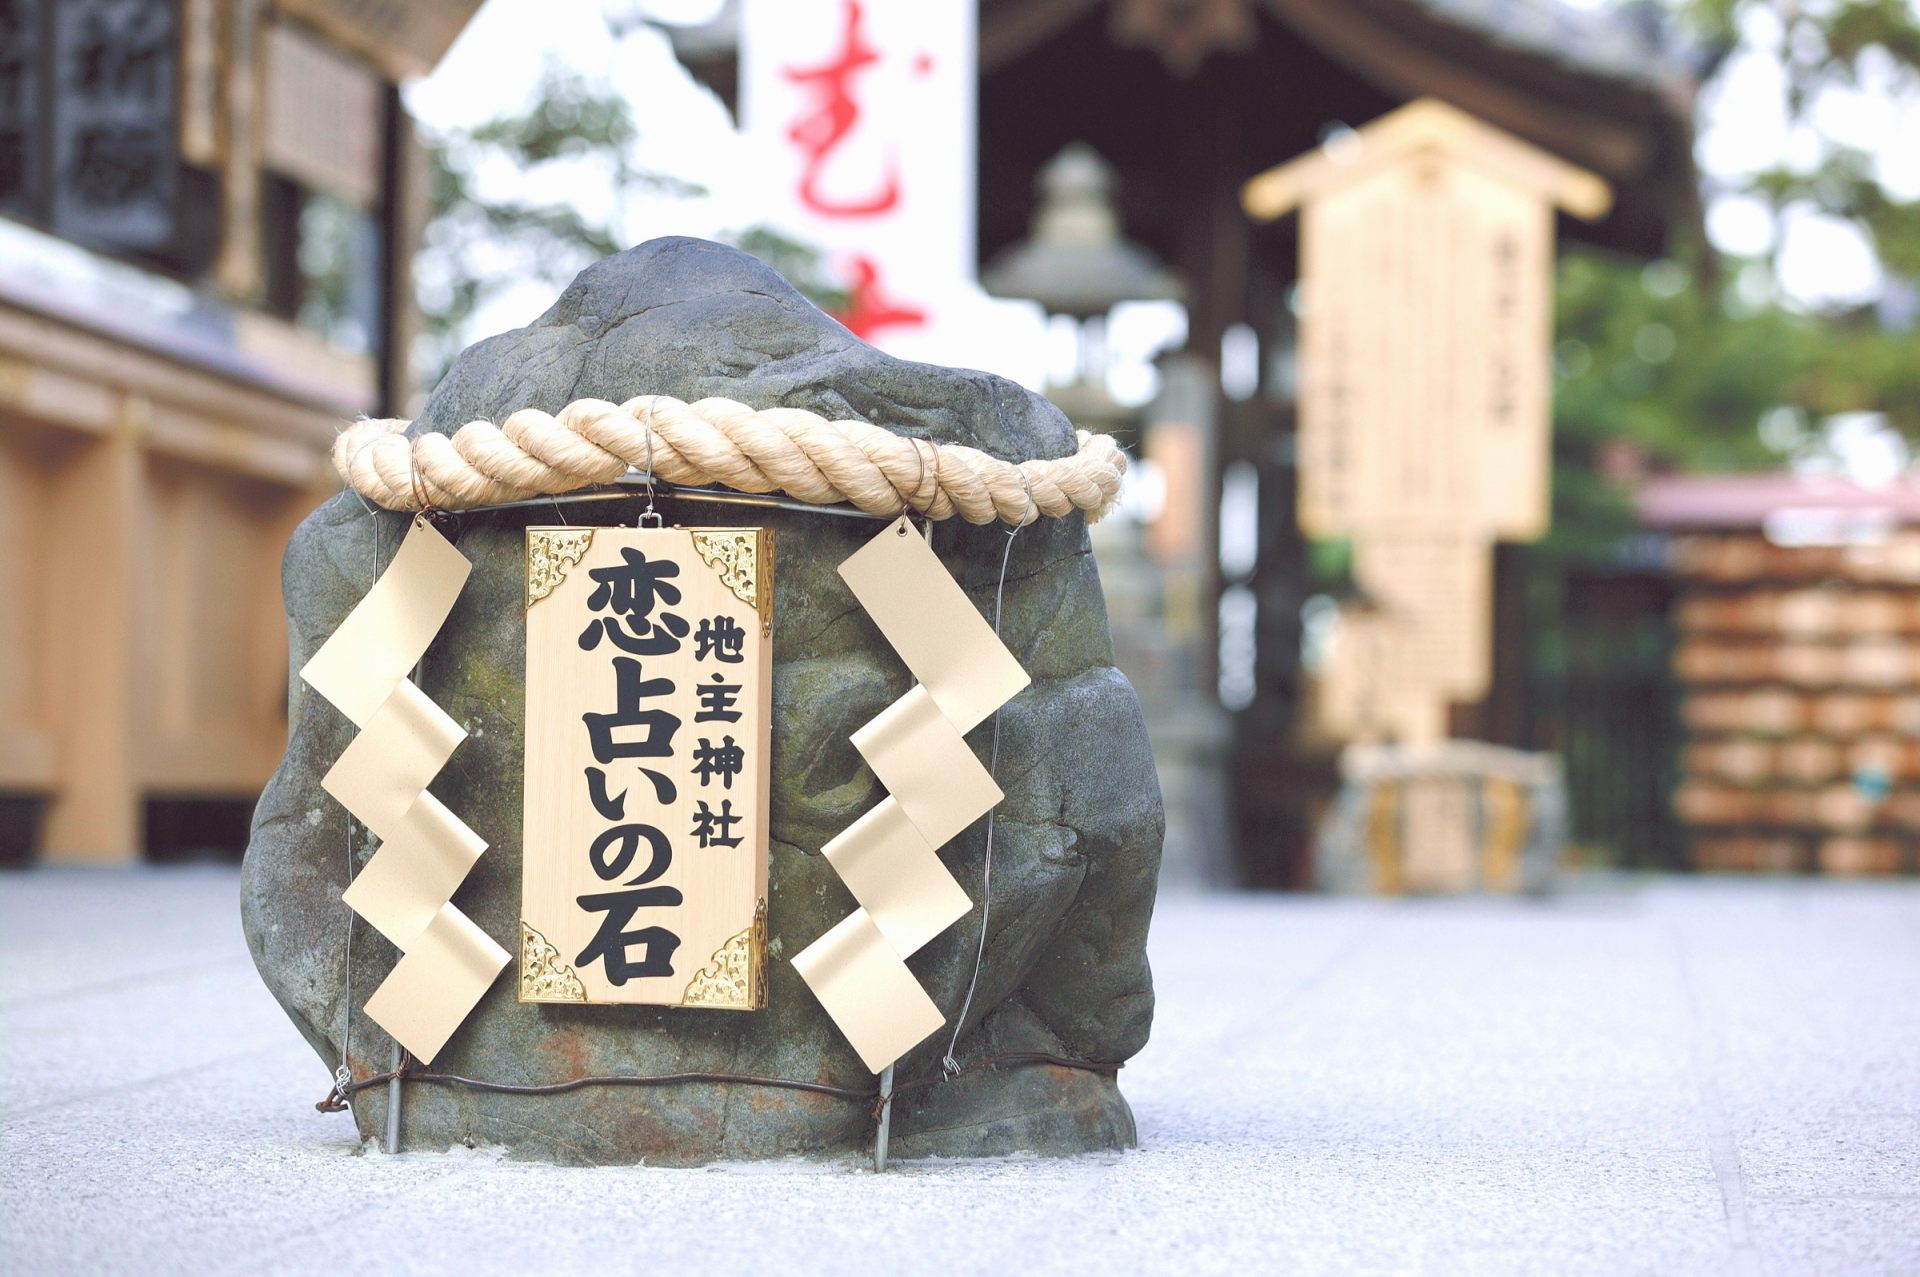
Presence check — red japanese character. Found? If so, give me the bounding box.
[782,0,900,217]
[835,254,926,341]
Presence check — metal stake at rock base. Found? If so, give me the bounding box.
[874,1063,895,1172]
[385,1042,403,1154]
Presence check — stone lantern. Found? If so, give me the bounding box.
[982,143,1182,438]
[985,145,1230,887]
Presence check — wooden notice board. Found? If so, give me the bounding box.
[520,526,772,1010]
[1295,166,1554,538]
[1317,533,1494,745]
[1244,98,1609,543]
[272,0,483,81]
[263,20,383,208]
[1353,531,1493,700]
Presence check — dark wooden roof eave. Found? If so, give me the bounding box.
[1258,0,1698,255]
[978,0,1701,257]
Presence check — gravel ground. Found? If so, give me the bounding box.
[3,866,1916,1276]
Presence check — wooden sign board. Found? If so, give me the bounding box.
[262,20,383,208]
[51,0,180,253]
[272,0,483,81]
[1294,160,1553,539]
[1353,532,1492,700]
[1246,99,1606,544]
[520,526,773,1010]
[1316,606,1436,744]
[1317,608,1448,746]
[1317,533,1493,745]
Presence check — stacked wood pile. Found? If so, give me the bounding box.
[1671,531,1920,874]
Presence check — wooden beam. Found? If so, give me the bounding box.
[0,301,356,471]
[980,0,1107,73]
[215,0,267,303]
[379,89,431,417]
[39,425,145,862]
[1258,0,1653,180]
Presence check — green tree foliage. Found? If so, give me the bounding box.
[413,62,698,389]
[413,61,845,397]
[1700,0,1920,438]
[1521,0,1920,815]
[1547,251,1805,563]
[1544,0,1920,569]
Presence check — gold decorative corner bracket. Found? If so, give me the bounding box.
[526,528,596,610]
[679,899,767,1010]
[690,530,773,634]
[519,921,587,1003]
[759,531,776,636]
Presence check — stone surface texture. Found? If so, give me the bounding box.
[239,237,1165,1165]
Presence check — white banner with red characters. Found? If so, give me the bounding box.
[740,0,993,365]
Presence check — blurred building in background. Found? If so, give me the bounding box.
[18,1,1907,887]
[976,0,1708,886]
[668,0,1708,886]
[0,1,476,863]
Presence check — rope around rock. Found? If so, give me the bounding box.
[334,395,1127,525]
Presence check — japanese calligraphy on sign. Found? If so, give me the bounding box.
[520,527,772,1010]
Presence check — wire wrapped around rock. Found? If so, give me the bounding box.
[334,395,1128,525]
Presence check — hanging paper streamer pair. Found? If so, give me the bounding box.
[302,518,509,1064]
[303,511,1026,1073]
[793,517,1030,1073]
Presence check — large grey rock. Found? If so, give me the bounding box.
[242,237,1164,1165]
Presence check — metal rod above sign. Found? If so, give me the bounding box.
[479,477,892,521]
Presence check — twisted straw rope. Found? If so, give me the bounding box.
[334,395,1126,525]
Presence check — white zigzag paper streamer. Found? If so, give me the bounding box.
[302,517,509,1064]
[793,517,1029,1073]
